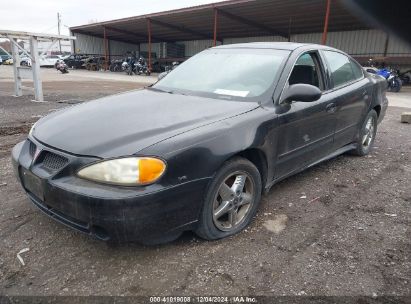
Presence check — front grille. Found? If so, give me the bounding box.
[29,140,36,157]
[42,151,69,170]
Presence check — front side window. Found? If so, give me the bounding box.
[288,52,324,90]
[323,51,357,88]
[153,48,290,100]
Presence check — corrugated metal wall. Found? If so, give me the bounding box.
[386,35,411,56]
[224,36,287,44]
[139,42,161,57]
[73,32,139,57]
[176,40,221,57]
[74,29,410,59]
[224,30,410,57]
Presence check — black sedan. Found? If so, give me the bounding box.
[12,42,388,244]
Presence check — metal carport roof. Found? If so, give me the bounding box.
[70,0,368,44]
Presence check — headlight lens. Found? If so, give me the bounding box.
[29,122,37,136]
[77,157,166,186]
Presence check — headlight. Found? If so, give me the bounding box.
[77,157,166,186]
[29,122,37,137]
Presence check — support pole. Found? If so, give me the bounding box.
[10,38,22,97]
[29,36,44,102]
[103,26,108,71]
[57,13,62,53]
[321,0,331,45]
[147,18,152,71]
[383,33,389,57]
[213,8,218,47]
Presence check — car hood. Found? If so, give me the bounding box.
[33,89,259,158]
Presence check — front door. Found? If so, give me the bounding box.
[274,51,337,180]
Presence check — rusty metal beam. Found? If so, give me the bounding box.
[321,0,331,44]
[147,18,152,71]
[217,8,288,38]
[103,26,108,70]
[73,29,139,45]
[213,8,218,46]
[104,25,172,43]
[149,18,212,40]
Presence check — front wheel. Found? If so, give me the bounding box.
[196,157,262,240]
[391,78,402,92]
[350,109,378,156]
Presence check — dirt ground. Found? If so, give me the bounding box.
[0,66,410,297]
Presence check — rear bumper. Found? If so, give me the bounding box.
[12,140,210,243]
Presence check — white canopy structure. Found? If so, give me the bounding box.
[0,30,76,102]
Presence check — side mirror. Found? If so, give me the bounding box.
[158,71,170,80]
[281,83,321,103]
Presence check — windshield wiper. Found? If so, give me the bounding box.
[147,87,173,94]
[148,87,188,96]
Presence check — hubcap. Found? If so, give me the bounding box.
[362,116,375,148]
[212,171,254,232]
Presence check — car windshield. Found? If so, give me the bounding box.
[153,48,290,100]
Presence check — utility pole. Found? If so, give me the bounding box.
[57,12,62,53]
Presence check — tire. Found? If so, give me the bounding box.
[195,157,262,240]
[392,78,402,92]
[350,109,378,156]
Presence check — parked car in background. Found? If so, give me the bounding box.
[3,58,13,65]
[0,56,2,65]
[39,55,62,67]
[20,57,32,67]
[0,54,12,64]
[64,54,90,69]
[12,42,388,245]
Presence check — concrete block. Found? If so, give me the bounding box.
[401,112,411,123]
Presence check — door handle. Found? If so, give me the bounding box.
[326,103,337,113]
[362,90,369,100]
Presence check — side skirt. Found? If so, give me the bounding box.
[265,143,357,193]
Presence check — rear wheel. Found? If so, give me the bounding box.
[350,109,378,156]
[196,157,262,240]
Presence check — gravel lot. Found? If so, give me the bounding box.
[0,65,410,297]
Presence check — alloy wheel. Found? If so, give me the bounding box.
[362,116,375,148]
[212,171,254,232]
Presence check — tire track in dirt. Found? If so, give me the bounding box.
[255,159,405,292]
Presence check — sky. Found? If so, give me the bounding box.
[0,0,226,36]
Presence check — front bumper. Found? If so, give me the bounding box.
[11,138,210,243]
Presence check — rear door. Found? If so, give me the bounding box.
[321,51,370,149]
[274,51,337,180]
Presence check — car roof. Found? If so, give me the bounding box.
[212,42,339,52]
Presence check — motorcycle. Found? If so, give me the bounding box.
[398,69,411,85]
[377,68,402,92]
[135,57,151,76]
[109,58,124,72]
[123,57,136,75]
[55,60,69,74]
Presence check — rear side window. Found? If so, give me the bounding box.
[350,59,364,80]
[323,51,357,88]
